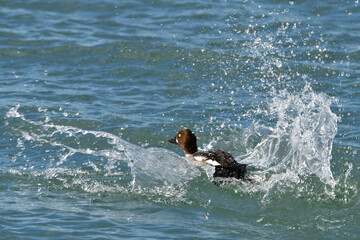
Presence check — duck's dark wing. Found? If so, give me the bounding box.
[209,150,247,180]
[213,164,247,179]
[193,150,247,179]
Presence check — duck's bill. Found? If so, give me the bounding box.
[168,136,177,144]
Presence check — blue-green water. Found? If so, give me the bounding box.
[0,0,359,239]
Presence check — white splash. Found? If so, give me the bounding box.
[6,104,23,118]
[239,84,339,190]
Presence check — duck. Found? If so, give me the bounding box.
[168,129,248,181]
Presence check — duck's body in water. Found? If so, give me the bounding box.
[169,129,253,183]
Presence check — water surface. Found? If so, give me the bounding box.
[0,0,359,239]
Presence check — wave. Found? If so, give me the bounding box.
[3,104,200,203]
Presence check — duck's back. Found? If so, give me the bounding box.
[208,150,237,167]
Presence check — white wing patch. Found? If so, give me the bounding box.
[193,155,221,166]
[205,160,221,166]
[193,155,207,162]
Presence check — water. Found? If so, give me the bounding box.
[0,0,359,239]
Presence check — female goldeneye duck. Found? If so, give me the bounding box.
[168,129,248,180]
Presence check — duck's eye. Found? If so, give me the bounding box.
[178,134,182,138]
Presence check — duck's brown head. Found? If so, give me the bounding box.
[168,129,198,155]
